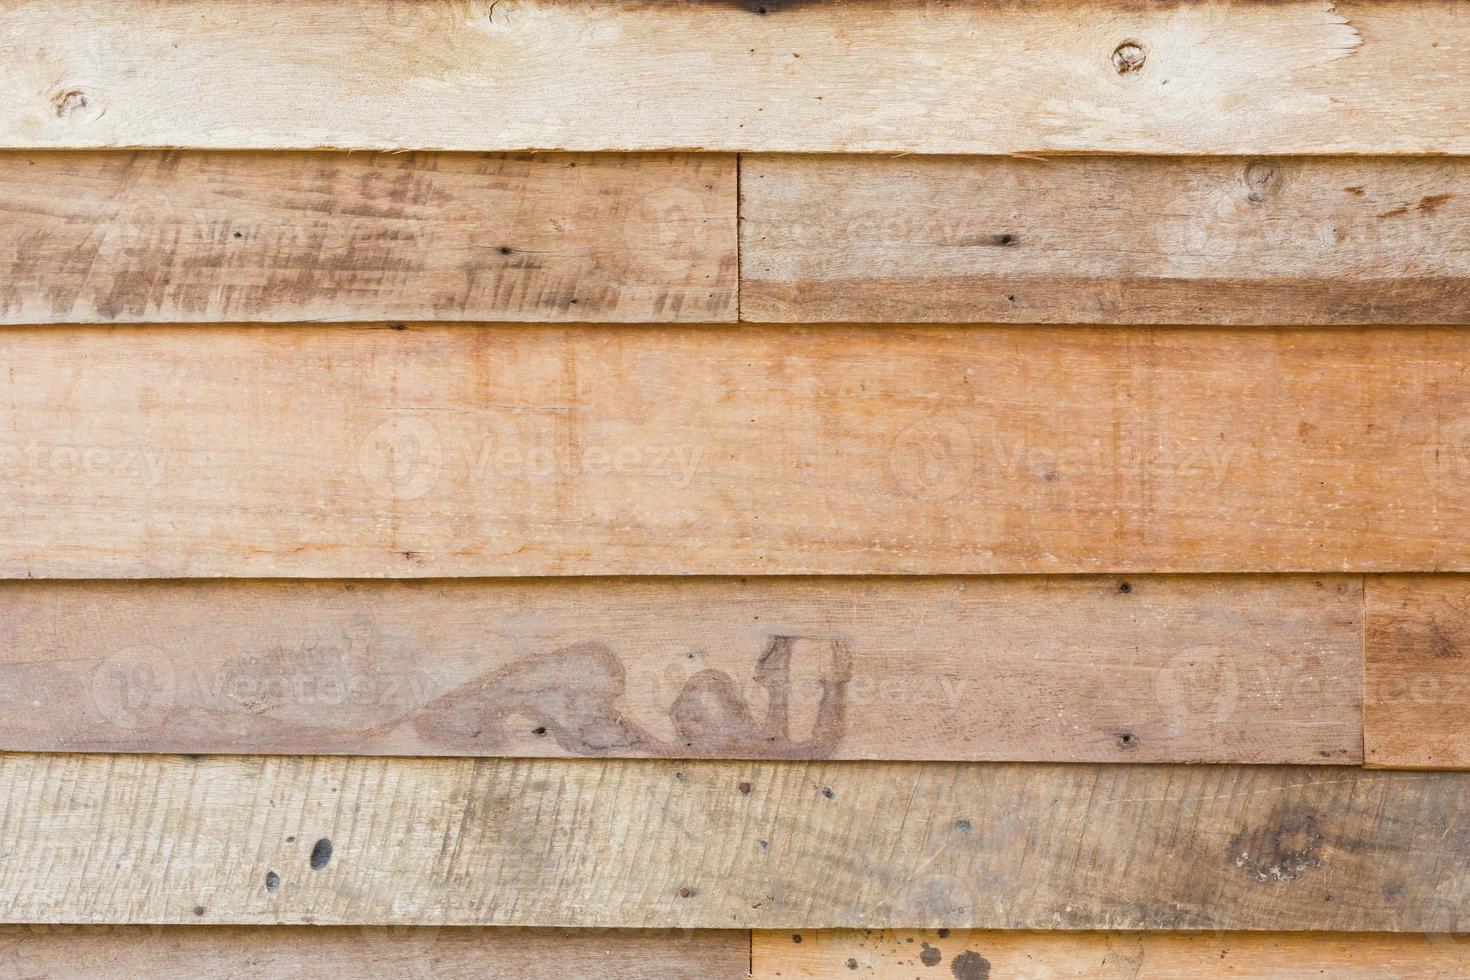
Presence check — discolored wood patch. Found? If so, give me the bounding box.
[0,151,736,324]
[0,576,1361,763]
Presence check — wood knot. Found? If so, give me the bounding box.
[52,88,100,122]
[1245,160,1280,205]
[1111,41,1146,75]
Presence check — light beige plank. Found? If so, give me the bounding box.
[0,575,1363,764]
[0,151,736,325]
[741,155,1470,325]
[755,929,1470,979]
[2,324,1469,577]
[0,926,747,979]
[2,755,1469,930]
[1365,575,1470,770]
[2,0,1467,154]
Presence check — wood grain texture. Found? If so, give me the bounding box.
[3,324,1470,577]
[0,575,1363,764]
[0,926,748,979]
[1365,575,1470,770]
[0,151,736,325]
[755,929,1470,978]
[2,755,1469,930]
[741,155,1470,325]
[2,0,1467,153]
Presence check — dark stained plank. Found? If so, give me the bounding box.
[741,155,1470,324]
[2,754,1469,930]
[0,575,1363,764]
[0,151,736,324]
[2,0,1467,153]
[1365,575,1470,769]
[0,926,749,979]
[3,324,1470,576]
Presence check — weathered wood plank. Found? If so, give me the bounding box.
[754,929,1470,978]
[1365,575,1470,770]
[0,151,736,325]
[741,155,1470,325]
[2,324,1469,577]
[2,0,1466,153]
[2,755,1468,930]
[0,926,748,979]
[0,575,1363,764]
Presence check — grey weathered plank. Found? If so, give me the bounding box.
[1,754,1467,930]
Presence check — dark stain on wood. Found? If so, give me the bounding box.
[950,950,992,980]
[309,838,333,870]
[414,634,851,758]
[1228,808,1325,883]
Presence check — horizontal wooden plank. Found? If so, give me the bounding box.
[0,575,1362,764]
[0,926,748,979]
[2,755,1469,930]
[0,151,736,325]
[741,155,1470,325]
[755,929,1470,978]
[1365,575,1470,770]
[2,324,1469,577]
[2,0,1466,153]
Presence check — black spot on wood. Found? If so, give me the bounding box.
[1116,731,1138,749]
[938,928,950,939]
[821,786,835,800]
[309,837,333,870]
[920,942,943,966]
[846,958,859,971]
[953,819,972,832]
[1118,581,1132,594]
[265,870,280,893]
[951,950,992,980]
[192,906,206,917]
[792,933,802,943]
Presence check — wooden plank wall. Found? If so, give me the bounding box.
[2,0,1469,976]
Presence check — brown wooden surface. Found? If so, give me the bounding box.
[3,324,1470,577]
[0,575,1363,763]
[0,151,736,324]
[3,0,1467,154]
[741,155,1470,325]
[1365,575,1470,770]
[2,754,1468,931]
[754,929,1470,978]
[0,926,747,979]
